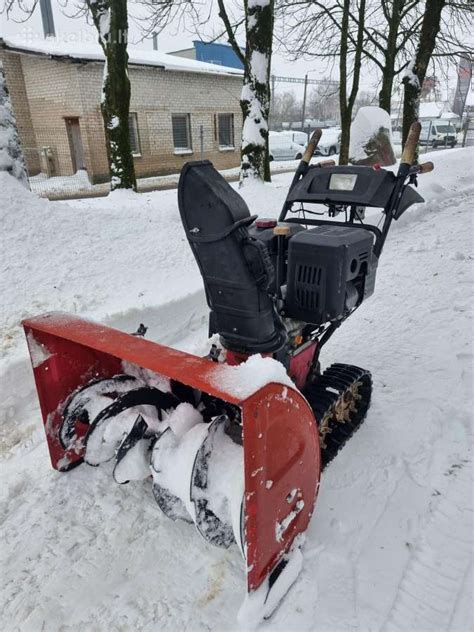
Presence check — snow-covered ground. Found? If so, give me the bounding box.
[29,158,310,199]
[1,149,473,631]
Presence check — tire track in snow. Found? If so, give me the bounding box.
[383,456,473,631]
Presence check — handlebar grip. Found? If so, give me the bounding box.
[401,121,421,166]
[318,159,336,168]
[418,161,434,174]
[302,128,322,164]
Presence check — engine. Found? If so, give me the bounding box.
[178,161,379,356]
[249,220,377,326]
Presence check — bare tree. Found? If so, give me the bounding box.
[1,0,137,191]
[87,0,137,190]
[339,0,366,164]
[401,0,447,146]
[272,90,301,128]
[278,0,472,114]
[308,79,340,122]
[275,0,368,161]
[218,0,274,182]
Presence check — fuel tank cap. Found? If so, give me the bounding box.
[255,218,277,229]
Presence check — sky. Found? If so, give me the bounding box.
[0,0,382,99]
[0,0,470,104]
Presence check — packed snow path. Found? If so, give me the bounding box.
[1,149,473,631]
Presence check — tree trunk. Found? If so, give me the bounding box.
[378,75,394,114]
[338,0,350,164]
[402,0,446,147]
[339,111,352,165]
[338,0,366,165]
[88,0,137,191]
[240,0,274,183]
[378,0,403,114]
[0,66,29,187]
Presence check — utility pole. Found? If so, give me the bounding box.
[152,32,158,51]
[270,74,276,130]
[301,73,308,130]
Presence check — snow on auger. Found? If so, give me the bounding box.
[23,122,433,622]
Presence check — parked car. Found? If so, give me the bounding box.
[315,127,341,156]
[269,133,305,161]
[279,130,309,146]
[420,120,457,147]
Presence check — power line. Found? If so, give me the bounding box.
[272,74,337,86]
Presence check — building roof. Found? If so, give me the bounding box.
[0,36,244,78]
[418,101,444,119]
[418,101,459,120]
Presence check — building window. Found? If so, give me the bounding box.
[218,113,235,148]
[172,114,192,152]
[128,113,141,156]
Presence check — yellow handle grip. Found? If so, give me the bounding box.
[401,121,421,166]
[302,128,322,164]
[418,161,434,174]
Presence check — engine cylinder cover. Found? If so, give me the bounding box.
[285,226,375,324]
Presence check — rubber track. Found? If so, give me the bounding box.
[303,363,373,470]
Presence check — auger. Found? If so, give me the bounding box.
[23,122,433,622]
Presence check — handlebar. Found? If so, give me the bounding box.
[400,121,421,167]
[410,161,434,175]
[302,128,322,164]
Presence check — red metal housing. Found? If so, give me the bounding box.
[23,312,321,594]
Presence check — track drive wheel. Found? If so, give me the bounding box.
[303,363,372,469]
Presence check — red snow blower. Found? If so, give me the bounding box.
[23,122,433,620]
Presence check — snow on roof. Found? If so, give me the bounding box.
[1,36,244,78]
[419,101,444,119]
[418,101,460,120]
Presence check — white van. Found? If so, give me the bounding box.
[420,120,457,147]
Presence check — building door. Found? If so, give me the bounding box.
[65,118,85,172]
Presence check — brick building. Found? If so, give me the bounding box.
[0,37,243,184]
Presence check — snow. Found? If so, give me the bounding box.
[151,422,209,520]
[29,157,304,199]
[85,407,145,466]
[25,331,52,368]
[2,36,243,78]
[238,541,305,628]
[403,60,420,89]
[349,106,394,163]
[195,420,244,553]
[96,6,111,43]
[0,67,29,187]
[209,354,295,400]
[166,402,203,438]
[418,101,460,121]
[241,82,268,152]
[1,148,473,630]
[107,116,120,130]
[240,39,271,180]
[30,169,93,195]
[112,430,151,484]
[249,51,269,84]
[275,498,305,543]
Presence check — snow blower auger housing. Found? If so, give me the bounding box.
[23,122,433,622]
